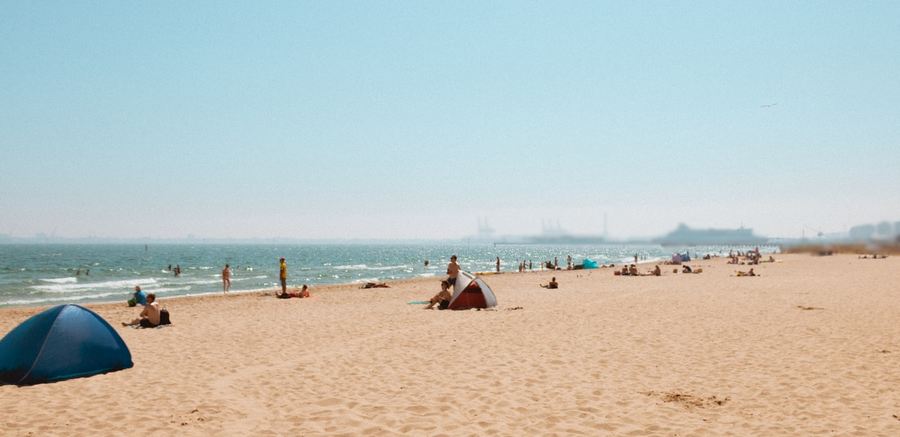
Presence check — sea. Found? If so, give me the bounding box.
[0,243,776,307]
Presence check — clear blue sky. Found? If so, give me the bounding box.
[2,1,898,239]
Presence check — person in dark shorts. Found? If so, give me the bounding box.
[446,255,460,286]
[425,280,453,310]
[122,293,160,327]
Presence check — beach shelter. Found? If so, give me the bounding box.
[581,258,599,269]
[0,304,133,385]
[449,271,497,310]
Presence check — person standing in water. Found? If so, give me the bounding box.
[222,264,232,292]
[496,257,500,273]
[279,258,288,295]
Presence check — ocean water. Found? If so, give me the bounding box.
[0,243,774,307]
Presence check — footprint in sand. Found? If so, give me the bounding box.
[642,391,730,410]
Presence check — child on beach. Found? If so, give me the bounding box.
[425,280,452,310]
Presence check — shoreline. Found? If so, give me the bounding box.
[5,253,898,435]
[0,244,780,309]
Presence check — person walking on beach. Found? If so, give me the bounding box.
[222,264,232,292]
[446,255,460,286]
[496,257,500,273]
[279,258,288,295]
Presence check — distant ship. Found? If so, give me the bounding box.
[653,223,768,246]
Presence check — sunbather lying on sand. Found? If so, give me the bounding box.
[736,268,757,277]
[277,284,310,299]
[361,282,390,289]
[425,280,452,310]
[541,277,559,289]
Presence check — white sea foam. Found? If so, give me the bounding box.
[179,278,221,286]
[1,291,122,306]
[40,277,78,284]
[148,286,192,294]
[231,275,266,282]
[30,278,160,293]
[333,264,368,270]
[333,264,408,271]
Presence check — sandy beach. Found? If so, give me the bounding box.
[1,253,899,436]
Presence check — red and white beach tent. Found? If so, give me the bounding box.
[449,271,497,310]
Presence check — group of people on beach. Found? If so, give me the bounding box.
[121,248,784,324]
[424,255,460,309]
[727,248,773,265]
[273,257,311,298]
[616,264,663,276]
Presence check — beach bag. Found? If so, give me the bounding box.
[159,308,171,325]
[127,298,137,307]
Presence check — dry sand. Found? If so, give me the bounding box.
[2,254,899,436]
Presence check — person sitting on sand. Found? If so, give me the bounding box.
[278,284,310,298]
[736,268,757,277]
[128,285,147,307]
[652,265,661,276]
[361,282,390,289]
[682,265,693,273]
[541,277,559,289]
[629,264,638,276]
[123,293,160,328]
[425,280,452,310]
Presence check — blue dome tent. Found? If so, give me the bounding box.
[0,304,133,385]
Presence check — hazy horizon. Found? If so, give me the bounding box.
[3,2,899,240]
